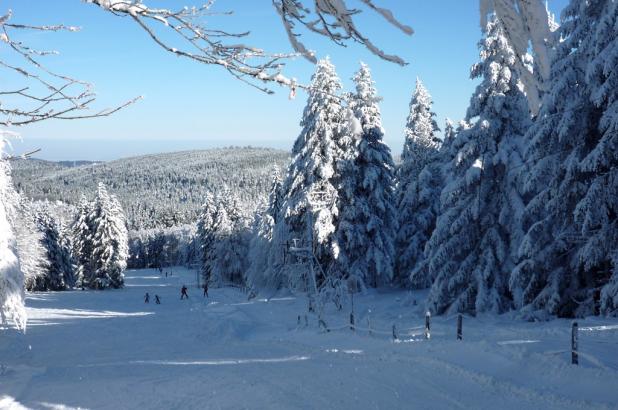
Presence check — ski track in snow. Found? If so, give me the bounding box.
[1,268,617,409]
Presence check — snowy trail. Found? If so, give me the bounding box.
[1,268,617,409]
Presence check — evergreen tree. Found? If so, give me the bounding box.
[273,58,346,289]
[89,183,128,289]
[0,151,26,330]
[72,196,94,288]
[212,193,249,285]
[425,16,531,315]
[37,210,75,290]
[333,62,397,289]
[513,0,618,317]
[267,165,284,225]
[409,118,470,288]
[12,196,48,292]
[246,166,284,289]
[396,78,440,282]
[197,192,219,284]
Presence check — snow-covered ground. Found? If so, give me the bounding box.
[1,268,617,409]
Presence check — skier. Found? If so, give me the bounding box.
[181,285,189,300]
[144,292,150,303]
[165,272,168,278]
[155,295,161,304]
[203,282,209,298]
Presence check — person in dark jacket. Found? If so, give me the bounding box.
[203,283,209,298]
[181,285,189,300]
[144,292,150,303]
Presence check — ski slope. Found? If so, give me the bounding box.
[1,268,617,409]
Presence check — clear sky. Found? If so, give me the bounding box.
[6,0,568,161]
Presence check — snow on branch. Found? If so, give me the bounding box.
[273,0,412,66]
[0,9,139,127]
[86,0,300,93]
[480,0,553,114]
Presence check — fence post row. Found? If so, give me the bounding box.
[572,321,578,365]
[457,314,463,340]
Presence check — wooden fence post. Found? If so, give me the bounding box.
[572,321,578,365]
[425,311,431,340]
[457,314,463,340]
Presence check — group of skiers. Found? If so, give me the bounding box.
[144,292,161,304]
[144,282,209,304]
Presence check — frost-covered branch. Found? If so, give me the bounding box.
[273,0,412,66]
[480,0,554,114]
[86,0,300,93]
[0,9,139,127]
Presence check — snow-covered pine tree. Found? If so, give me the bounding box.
[267,165,284,225]
[36,210,75,290]
[272,57,345,290]
[0,145,26,330]
[211,190,249,285]
[424,16,531,315]
[197,192,219,285]
[89,183,128,289]
[72,196,95,288]
[11,196,47,292]
[396,78,440,283]
[246,166,284,290]
[513,0,618,317]
[332,62,397,289]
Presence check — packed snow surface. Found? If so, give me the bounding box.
[1,268,617,409]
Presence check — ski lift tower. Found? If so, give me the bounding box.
[288,189,334,316]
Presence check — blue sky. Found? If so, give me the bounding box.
[6,0,568,161]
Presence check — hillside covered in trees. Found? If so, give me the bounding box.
[12,148,290,230]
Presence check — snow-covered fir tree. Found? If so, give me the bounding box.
[197,190,249,286]
[197,192,219,285]
[88,183,128,289]
[272,58,346,290]
[0,146,26,330]
[396,78,441,283]
[424,16,531,315]
[36,210,75,290]
[71,196,95,288]
[246,166,284,290]
[211,190,250,285]
[408,118,466,288]
[332,62,397,289]
[10,196,47,292]
[513,0,618,317]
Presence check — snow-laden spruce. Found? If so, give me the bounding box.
[332,63,397,289]
[198,190,249,286]
[271,58,346,291]
[513,0,618,317]
[246,166,283,290]
[0,146,26,330]
[11,196,47,292]
[36,210,75,290]
[85,183,128,289]
[396,78,440,283]
[72,196,95,288]
[424,16,531,315]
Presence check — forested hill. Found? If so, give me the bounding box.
[12,147,290,230]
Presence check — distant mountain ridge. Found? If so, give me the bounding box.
[12,147,290,230]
